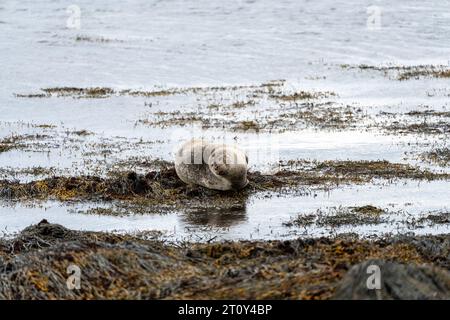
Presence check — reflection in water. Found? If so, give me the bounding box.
[181,202,248,228]
[0,180,449,241]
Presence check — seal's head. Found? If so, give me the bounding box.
[208,145,249,190]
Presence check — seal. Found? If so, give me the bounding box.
[174,139,249,191]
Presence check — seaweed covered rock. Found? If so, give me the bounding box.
[333,259,450,300]
[1,219,78,254]
[0,222,449,300]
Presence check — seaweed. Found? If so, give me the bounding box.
[0,134,49,154]
[0,160,447,216]
[0,220,447,299]
[420,148,450,166]
[284,206,387,228]
[270,90,336,101]
[340,64,450,81]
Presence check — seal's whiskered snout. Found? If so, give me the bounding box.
[175,139,249,191]
[231,177,249,190]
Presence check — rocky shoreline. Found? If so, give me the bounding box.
[0,220,448,300]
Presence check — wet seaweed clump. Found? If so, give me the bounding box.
[15,82,281,100]
[138,111,210,128]
[0,143,14,153]
[0,169,181,202]
[16,87,179,99]
[316,206,385,228]
[0,166,58,180]
[111,157,173,173]
[417,211,450,225]
[234,120,261,132]
[33,124,57,129]
[270,90,336,101]
[279,159,449,183]
[140,101,366,132]
[276,103,364,130]
[0,135,21,153]
[0,160,448,208]
[283,214,316,228]
[42,87,115,98]
[285,205,386,229]
[75,35,124,43]
[313,160,441,180]
[0,220,448,299]
[386,121,450,135]
[351,205,385,215]
[420,148,450,166]
[405,110,450,118]
[340,64,450,81]
[0,167,251,211]
[397,67,450,81]
[0,134,44,153]
[14,93,49,98]
[66,129,93,137]
[230,100,256,108]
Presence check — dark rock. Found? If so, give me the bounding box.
[333,259,450,300]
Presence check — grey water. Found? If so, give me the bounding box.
[1,0,449,240]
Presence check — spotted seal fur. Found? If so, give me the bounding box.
[174,139,248,191]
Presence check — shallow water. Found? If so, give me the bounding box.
[1,179,448,241]
[1,0,449,239]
